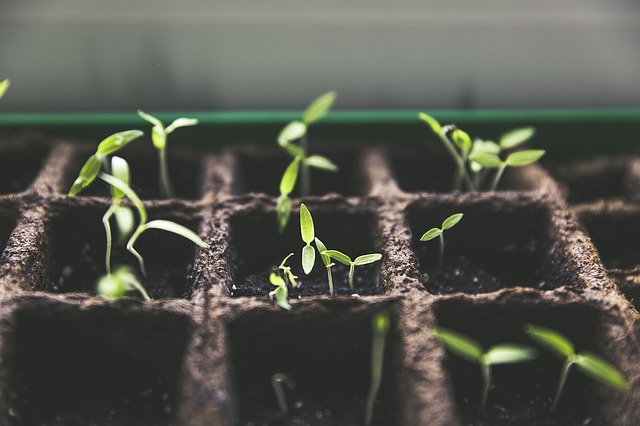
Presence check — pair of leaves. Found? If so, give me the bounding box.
[277,90,337,146]
[138,110,198,150]
[420,213,463,242]
[300,204,315,274]
[525,324,627,391]
[69,130,144,196]
[435,327,538,366]
[0,79,9,99]
[321,250,382,267]
[470,149,545,169]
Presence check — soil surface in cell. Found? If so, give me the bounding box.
[231,263,380,298]
[0,140,49,194]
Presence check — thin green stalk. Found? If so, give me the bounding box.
[300,134,311,196]
[490,164,507,191]
[365,321,388,426]
[454,151,470,191]
[437,131,475,192]
[552,358,573,411]
[327,264,334,296]
[439,233,445,267]
[349,263,355,291]
[159,147,174,198]
[481,362,491,409]
[127,226,148,276]
[102,204,117,274]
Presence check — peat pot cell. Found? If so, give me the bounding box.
[578,209,640,271]
[228,206,382,297]
[435,299,622,425]
[3,302,192,426]
[228,304,401,426]
[65,144,203,200]
[231,147,364,196]
[0,139,50,194]
[45,203,201,299]
[407,200,562,294]
[550,157,634,204]
[388,144,538,194]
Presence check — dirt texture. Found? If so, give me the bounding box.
[0,133,638,426]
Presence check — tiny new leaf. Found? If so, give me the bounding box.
[434,327,483,363]
[322,250,352,266]
[315,237,331,266]
[500,127,535,150]
[142,220,208,248]
[469,153,503,169]
[277,194,292,233]
[0,79,9,99]
[442,213,463,230]
[299,204,314,244]
[278,121,307,147]
[97,130,144,155]
[304,155,338,172]
[452,129,471,153]
[303,90,337,125]
[353,253,382,266]
[484,345,538,365]
[420,228,442,242]
[524,324,575,358]
[302,245,315,275]
[505,150,545,167]
[166,117,199,134]
[418,112,442,134]
[69,154,102,196]
[280,158,301,195]
[574,353,628,391]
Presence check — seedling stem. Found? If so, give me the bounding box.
[365,310,390,426]
[420,213,463,267]
[271,373,295,414]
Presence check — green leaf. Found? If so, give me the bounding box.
[110,156,130,200]
[353,253,382,266]
[97,130,144,155]
[500,127,535,150]
[270,272,285,287]
[278,121,307,146]
[469,153,503,168]
[314,237,331,266]
[442,213,463,230]
[137,110,162,127]
[277,194,291,233]
[113,206,135,243]
[575,353,628,391]
[321,250,352,266]
[434,327,483,363]
[484,344,538,365]
[418,112,442,134]
[142,220,208,248]
[304,155,338,172]
[274,285,291,310]
[302,245,316,275]
[372,310,390,334]
[69,154,102,196]
[280,157,301,195]
[166,117,198,134]
[299,203,315,244]
[471,139,501,156]
[452,129,472,153]
[0,79,9,99]
[98,172,147,224]
[97,271,128,300]
[151,125,166,150]
[505,150,545,167]
[420,228,442,242]
[524,324,575,359]
[303,90,337,125]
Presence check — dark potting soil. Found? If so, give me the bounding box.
[0,139,50,195]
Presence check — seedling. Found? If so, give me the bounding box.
[420,213,463,267]
[299,203,316,274]
[419,113,541,192]
[97,265,150,301]
[524,324,628,410]
[365,310,390,426]
[138,110,198,198]
[314,237,335,295]
[271,373,295,414]
[321,250,382,291]
[276,91,338,232]
[435,326,538,409]
[0,79,9,99]
[277,253,299,289]
[269,272,291,311]
[98,172,208,276]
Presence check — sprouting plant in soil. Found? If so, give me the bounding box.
[97,265,150,301]
[314,237,335,295]
[419,113,542,192]
[269,272,291,311]
[300,204,316,274]
[321,250,382,292]
[365,310,390,426]
[276,91,338,232]
[524,324,628,410]
[277,253,299,289]
[420,213,463,266]
[0,78,9,99]
[138,110,198,198]
[271,373,295,414]
[435,326,538,409]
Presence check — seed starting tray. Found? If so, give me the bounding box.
[0,128,638,426]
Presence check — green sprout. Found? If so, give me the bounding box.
[365,310,390,426]
[525,324,628,410]
[321,250,382,292]
[277,253,299,289]
[0,79,10,99]
[138,110,198,198]
[299,203,316,274]
[271,373,295,414]
[435,326,538,409]
[419,113,541,192]
[420,213,463,267]
[314,237,335,296]
[269,272,291,311]
[276,91,338,232]
[97,265,150,301]
[98,172,208,277]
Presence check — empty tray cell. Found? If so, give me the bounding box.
[228,302,402,425]
[230,146,365,196]
[388,144,540,194]
[3,301,192,425]
[44,201,203,299]
[406,198,564,294]
[227,202,383,297]
[0,136,50,194]
[434,298,628,425]
[550,156,634,204]
[64,143,204,200]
